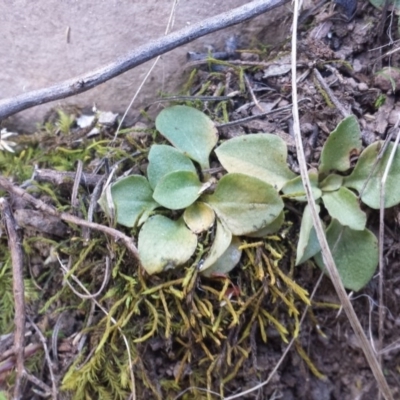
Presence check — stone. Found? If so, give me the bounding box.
[0,1,290,132]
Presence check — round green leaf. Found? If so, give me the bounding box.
[203,173,284,236]
[200,219,232,272]
[344,141,400,209]
[98,175,159,228]
[320,174,343,192]
[322,187,366,231]
[147,144,196,190]
[246,210,284,238]
[369,0,400,11]
[296,204,322,265]
[155,105,218,169]
[319,115,362,175]
[201,236,242,277]
[153,171,202,210]
[215,133,296,190]
[138,215,197,275]
[282,170,321,202]
[183,201,215,233]
[314,220,378,291]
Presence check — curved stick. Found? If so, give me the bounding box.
[0,0,289,121]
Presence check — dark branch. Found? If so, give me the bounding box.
[0,0,289,121]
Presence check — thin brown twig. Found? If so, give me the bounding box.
[0,198,26,400]
[313,67,349,118]
[84,173,107,241]
[61,256,111,300]
[24,371,52,397]
[217,99,309,129]
[0,343,41,366]
[34,168,103,188]
[243,73,263,112]
[0,0,289,121]
[27,316,57,400]
[0,176,140,260]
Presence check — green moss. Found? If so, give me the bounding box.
[0,89,315,399]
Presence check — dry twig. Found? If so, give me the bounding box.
[34,168,103,188]
[0,0,289,121]
[0,176,139,260]
[0,198,26,399]
[313,67,349,118]
[27,316,57,400]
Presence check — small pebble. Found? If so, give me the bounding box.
[352,58,363,73]
[240,52,260,62]
[374,67,400,92]
[358,82,368,92]
[346,77,358,89]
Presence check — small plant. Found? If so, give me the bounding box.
[286,115,400,291]
[99,106,400,291]
[99,105,292,276]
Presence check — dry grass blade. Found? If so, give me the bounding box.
[291,1,393,399]
[378,117,400,400]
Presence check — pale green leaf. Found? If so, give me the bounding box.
[155,105,218,169]
[322,187,366,231]
[201,219,232,272]
[147,144,196,190]
[344,141,400,209]
[320,174,343,192]
[138,215,197,275]
[246,210,284,238]
[183,201,215,233]
[203,173,284,235]
[99,175,159,228]
[201,236,242,277]
[215,133,296,190]
[319,115,362,174]
[296,204,321,265]
[314,219,378,291]
[369,0,400,10]
[153,171,202,210]
[282,170,321,202]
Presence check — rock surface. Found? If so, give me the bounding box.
[0,0,290,131]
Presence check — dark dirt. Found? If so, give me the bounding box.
[1,1,400,399]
